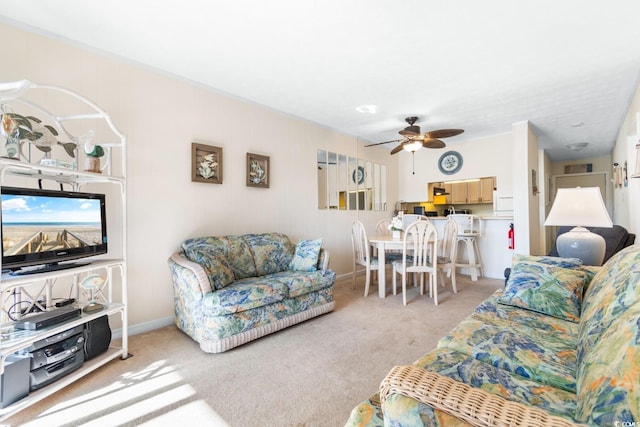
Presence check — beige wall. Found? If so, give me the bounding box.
[612,76,640,235]
[0,23,399,332]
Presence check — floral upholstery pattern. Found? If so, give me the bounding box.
[498,260,587,322]
[575,245,640,425]
[169,232,335,352]
[183,246,234,290]
[289,238,323,271]
[346,246,640,426]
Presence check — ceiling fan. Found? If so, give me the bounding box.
[365,116,464,154]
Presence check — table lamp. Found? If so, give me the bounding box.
[544,187,612,266]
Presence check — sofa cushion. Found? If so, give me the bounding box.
[203,277,289,315]
[512,253,584,269]
[289,238,323,272]
[498,260,587,323]
[182,235,258,280]
[184,246,235,290]
[270,269,336,298]
[439,291,580,393]
[575,245,640,425]
[243,233,295,276]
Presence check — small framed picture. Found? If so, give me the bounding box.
[246,153,270,188]
[192,143,222,184]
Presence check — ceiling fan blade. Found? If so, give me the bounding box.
[390,142,406,155]
[425,129,464,139]
[423,138,446,149]
[364,138,401,147]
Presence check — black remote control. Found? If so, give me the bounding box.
[55,298,75,307]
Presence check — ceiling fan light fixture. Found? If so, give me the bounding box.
[403,140,423,152]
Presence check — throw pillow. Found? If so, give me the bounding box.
[184,247,235,291]
[498,260,587,323]
[512,253,583,270]
[289,238,322,272]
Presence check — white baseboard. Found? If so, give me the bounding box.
[111,315,174,340]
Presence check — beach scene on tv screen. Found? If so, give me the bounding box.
[1,194,102,256]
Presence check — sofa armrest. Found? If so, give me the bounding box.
[318,248,330,271]
[168,251,213,297]
[379,365,584,427]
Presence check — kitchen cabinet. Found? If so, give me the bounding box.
[429,177,495,205]
[451,182,467,204]
[467,177,495,203]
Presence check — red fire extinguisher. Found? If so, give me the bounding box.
[508,223,515,250]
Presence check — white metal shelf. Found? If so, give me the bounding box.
[0,346,126,420]
[0,80,128,421]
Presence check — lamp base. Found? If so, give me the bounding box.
[556,226,606,266]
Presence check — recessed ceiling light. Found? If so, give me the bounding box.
[566,142,589,151]
[355,104,377,114]
[570,122,584,127]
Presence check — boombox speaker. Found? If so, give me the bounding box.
[84,315,111,360]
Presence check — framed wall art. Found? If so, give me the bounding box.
[246,153,269,188]
[192,143,222,184]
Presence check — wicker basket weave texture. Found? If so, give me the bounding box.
[379,365,587,427]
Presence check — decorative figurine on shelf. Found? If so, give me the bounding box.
[1,105,31,159]
[0,105,77,161]
[81,274,106,313]
[81,131,104,173]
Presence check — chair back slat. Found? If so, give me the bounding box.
[351,221,370,264]
[402,220,437,270]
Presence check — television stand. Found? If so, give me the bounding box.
[10,262,90,276]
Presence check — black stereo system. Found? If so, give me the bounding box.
[0,313,112,407]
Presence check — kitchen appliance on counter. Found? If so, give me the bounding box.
[425,211,438,217]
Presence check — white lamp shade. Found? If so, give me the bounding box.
[545,187,612,266]
[544,187,612,227]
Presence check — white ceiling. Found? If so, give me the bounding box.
[1,0,640,161]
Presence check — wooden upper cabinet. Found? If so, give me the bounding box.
[479,177,495,203]
[467,180,480,203]
[451,182,467,204]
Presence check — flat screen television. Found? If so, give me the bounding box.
[1,186,107,275]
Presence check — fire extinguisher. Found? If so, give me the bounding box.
[508,223,515,250]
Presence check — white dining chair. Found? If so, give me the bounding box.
[401,214,430,231]
[435,218,459,300]
[448,214,483,281]
[391,220,438,305]
[375,218,392,235]
[351,220,379,297]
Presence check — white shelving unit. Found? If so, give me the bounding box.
[0,81,127,421]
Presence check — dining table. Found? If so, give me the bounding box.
[368,234,414,298]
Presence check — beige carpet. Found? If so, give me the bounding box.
[4,273,502,427]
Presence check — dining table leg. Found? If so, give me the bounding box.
[377,242,386,298]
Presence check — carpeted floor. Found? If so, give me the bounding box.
[4,273,502,427]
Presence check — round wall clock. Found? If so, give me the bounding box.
[438,151,463,175]
[352,166,365,184]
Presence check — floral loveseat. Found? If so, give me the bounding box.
[168,233,335,353]
[346,245,640,426]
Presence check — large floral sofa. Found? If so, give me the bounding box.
[346,245,640,426]
[168,233,335,353]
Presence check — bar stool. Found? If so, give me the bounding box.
[448,214,483,281]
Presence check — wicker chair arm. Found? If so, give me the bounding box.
[379,365,585,427]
